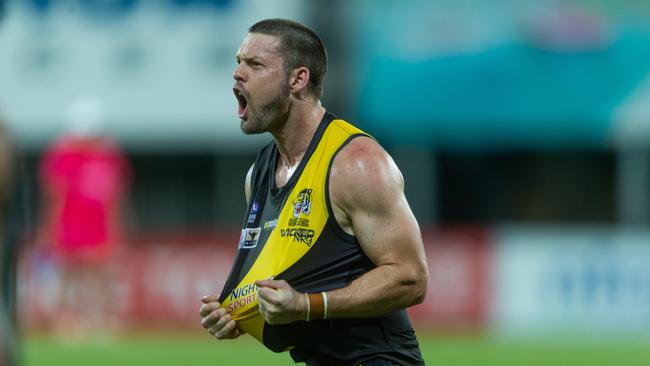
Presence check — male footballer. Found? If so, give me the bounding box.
[200,18,428,365]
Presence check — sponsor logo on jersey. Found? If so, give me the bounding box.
[288,217,310,227]
[263,218,278,230]
[280,227,315,247]
[292,188,312,218]
[238,227,261,249]
[227,283,258,312]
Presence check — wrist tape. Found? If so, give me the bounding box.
[306,292,328,321]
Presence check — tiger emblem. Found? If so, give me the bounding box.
[292,188,312,218]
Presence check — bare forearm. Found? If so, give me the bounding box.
[325,264,427,319]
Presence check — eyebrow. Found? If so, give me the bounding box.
[236,54,265,64]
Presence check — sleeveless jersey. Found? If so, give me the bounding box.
[219,113,423,365]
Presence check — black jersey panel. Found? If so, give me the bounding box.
[274,222,374,293]
[286,311,424,365]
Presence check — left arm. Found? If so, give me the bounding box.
[321,137,428,317]
[256,137,428,323]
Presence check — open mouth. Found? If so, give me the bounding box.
[234,88,248,119]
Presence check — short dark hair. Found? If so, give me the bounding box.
[249,18,327,98]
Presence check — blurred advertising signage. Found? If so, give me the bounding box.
[492,227,650,335]
[21,228,493,330]
[21,232,239,329]
[408,227,492,330]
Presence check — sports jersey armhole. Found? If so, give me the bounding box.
[325,133,370,244]
[251,141,275,192]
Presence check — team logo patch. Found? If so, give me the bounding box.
[292,188,312,218]
[247,201,260,224]
[238,227,261,249]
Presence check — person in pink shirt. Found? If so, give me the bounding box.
[38,97,130,340]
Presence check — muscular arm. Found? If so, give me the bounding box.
[326,137,428,318]
[256,138,428,324]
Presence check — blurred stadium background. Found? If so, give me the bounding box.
[2,0,650,365]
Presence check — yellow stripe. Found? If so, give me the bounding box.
[221,119,368,344]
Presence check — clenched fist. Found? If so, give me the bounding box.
[256,279,308,325]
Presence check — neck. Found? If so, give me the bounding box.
[272,101,326,168]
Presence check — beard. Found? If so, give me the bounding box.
[240,85,291,135]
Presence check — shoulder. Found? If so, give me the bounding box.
[332,136,403,186]
[329,136,404,212]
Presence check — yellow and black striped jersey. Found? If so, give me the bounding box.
[219,113,423,365]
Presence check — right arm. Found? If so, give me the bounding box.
[200,163,254,340]
[200,294,242,339]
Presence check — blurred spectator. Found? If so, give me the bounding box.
[37,96,131,341]
[0,117,18,365]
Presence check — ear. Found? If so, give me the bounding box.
[289,66,310,96]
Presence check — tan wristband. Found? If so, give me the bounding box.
[307,293,324,321]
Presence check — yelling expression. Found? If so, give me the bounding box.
[233,33,291,135]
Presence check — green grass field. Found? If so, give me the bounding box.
[21,332,650,366]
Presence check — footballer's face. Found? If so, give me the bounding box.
[233,33,291,135]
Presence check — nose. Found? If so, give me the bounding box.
[233,64,245,82]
